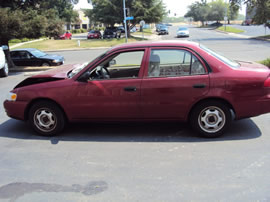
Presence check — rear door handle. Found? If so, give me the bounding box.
[193,84,206,88]
[124,86,137,92]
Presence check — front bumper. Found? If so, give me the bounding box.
[3,100,28,121]
[177,33,189,37]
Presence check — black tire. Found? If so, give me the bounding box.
[41,62,50,67]
[189,101,232,138]
[28,101,65,136]
[0,62,8,77]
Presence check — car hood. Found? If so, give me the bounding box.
[33,64,77,78]
[14,64,80,89]
[39,54,64,60]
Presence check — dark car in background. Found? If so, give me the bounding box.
[157,25,169,35]
[87,30,102,39]
[117,26,125,33]
[10,48,64,66]
[103,27,121,39]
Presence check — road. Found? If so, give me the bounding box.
[1,26,270,201]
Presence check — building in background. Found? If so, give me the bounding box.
[72,0,92,30]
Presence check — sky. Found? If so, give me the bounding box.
[74,0,246,17]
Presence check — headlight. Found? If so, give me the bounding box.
[7,92,17,101]
[53,59,60,63]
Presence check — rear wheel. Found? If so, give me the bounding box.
[189,101,232,138]
[0,62,8,77]
[29,101,65,136]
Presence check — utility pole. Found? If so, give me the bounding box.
[224,0,228,31]
[123,0,128,43]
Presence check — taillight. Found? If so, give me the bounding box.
[264,77,270,87]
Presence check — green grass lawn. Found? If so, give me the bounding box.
[217,26,244,33]
[11,37,147,51]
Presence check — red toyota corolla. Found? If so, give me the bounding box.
[3,41,270,137]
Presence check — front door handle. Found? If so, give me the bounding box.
[193,84,206,89]
[124,86,137,92]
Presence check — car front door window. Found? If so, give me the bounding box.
[89,51,144,80]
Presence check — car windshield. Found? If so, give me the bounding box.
[178,27,188,31]
[30,49,47,57]
[89,30,95,33]
[200,44,240,68]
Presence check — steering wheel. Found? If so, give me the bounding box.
[96,67,110,79]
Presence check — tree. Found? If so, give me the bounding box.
[185,0,239,25]
[184,1,210,26]
[84,0,166,36]
[228,1,240,23]
[230,0,270,28]
[0,0,78,67]
[207,0,226,23]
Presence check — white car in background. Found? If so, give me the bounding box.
[177,27,190,38]
[0,45,9,77]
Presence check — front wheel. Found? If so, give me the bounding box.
[189,101,232,138]
[41,62,50,67]
[29,101,65,136]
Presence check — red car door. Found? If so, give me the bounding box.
[68,49,147,120]
[140,47,210,120]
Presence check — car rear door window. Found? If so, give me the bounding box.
[148,49,206,77]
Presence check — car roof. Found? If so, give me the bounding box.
[11,48,38,52]
[109,40,200,52]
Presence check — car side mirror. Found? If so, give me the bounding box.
[109,59,116,66]
[78,71,91,82]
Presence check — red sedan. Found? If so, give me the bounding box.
[59,32,72,40]
[87,30,102,39]
[3,41,270,137]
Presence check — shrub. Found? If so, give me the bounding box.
[9,39,21,43]
[260,58,270,68]
[21,38,30,42]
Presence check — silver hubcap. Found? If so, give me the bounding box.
[34,108,57,133]
[198,106,226,133]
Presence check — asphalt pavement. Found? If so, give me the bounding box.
[1,25,270,202]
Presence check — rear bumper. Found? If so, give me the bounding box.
[3,100,28,121]
[235,95,270,119]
